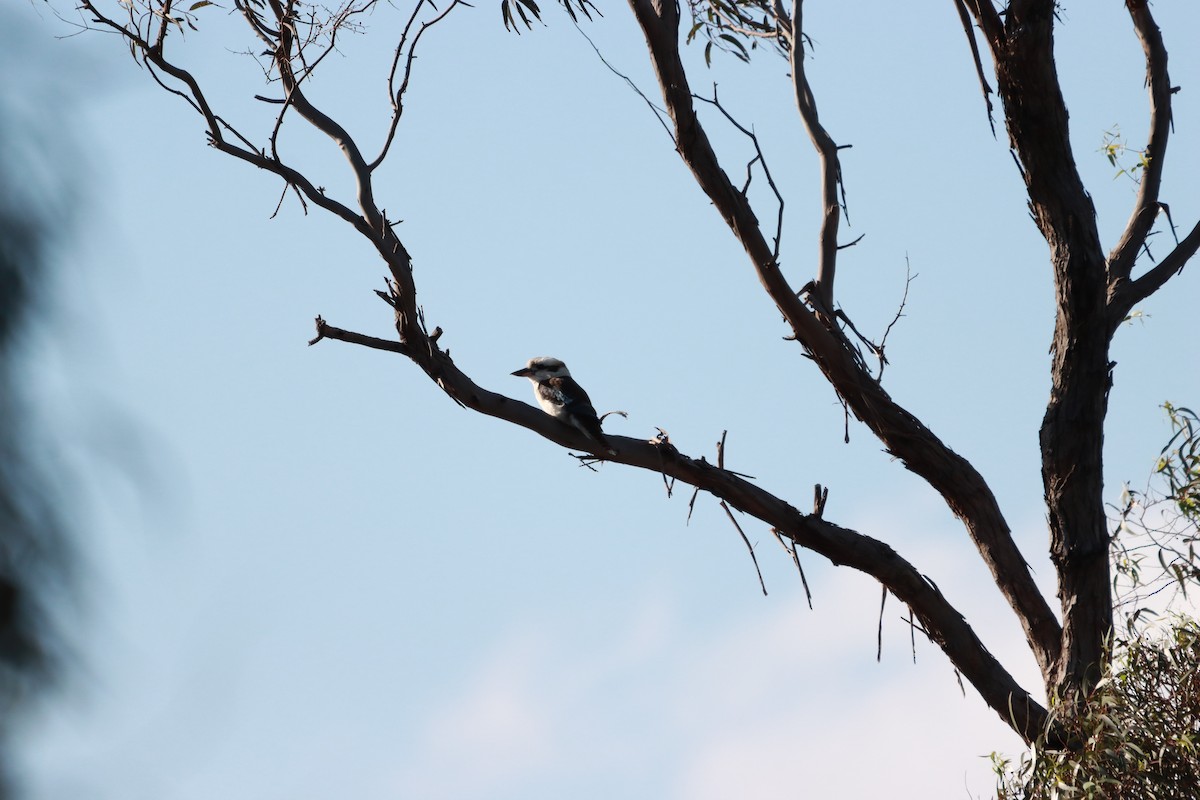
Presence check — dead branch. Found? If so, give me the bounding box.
[308,316,410,355]
[574,18,674,142]
[694,87,786,262]
[372,0,465,170]
[770,527,813,609]
[876,258,915,380]
[876,586,887,662]
[812,483,828,517]
[721,500,767,596]
[952,0,996,136]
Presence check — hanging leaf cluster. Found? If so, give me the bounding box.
[501,0,599,32]
[684,0,788,66]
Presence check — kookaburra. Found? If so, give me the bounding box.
[512,356,613,454]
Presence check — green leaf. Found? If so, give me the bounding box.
[718,33,749,62]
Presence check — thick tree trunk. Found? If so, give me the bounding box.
[989,2,1113,698]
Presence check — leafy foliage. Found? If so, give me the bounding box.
[1157,404,1200,522]
[1101,126,1152,184]
[995,406,1200,798]
[501,0,598,31]
[684,0,790,65]
[1112,404,1200,632]
[992,619,1200,800]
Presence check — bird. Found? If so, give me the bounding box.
[511,356,614,454]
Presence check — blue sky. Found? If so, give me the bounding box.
[10,1,1200,797]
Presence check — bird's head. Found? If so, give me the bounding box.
[511,356,570,382]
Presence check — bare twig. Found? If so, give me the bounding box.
[372,0,464,170]
[694,87,786,262]
[876,258,916,380]
[721,500,767,596]
[770,527,813,609]
[308,317,410,355]
[907,606,917,663]
[812,483,828,518]
[574,17,674,142]
[877,586,888,662]
[951,0,996,136]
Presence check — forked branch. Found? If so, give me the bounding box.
[1106,1,1199,325]
[1107,1,1175,286]
[628,0,1062,694]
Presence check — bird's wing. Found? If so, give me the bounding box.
[549,376,598,419]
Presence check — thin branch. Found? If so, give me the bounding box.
[952,0,996,136]
[722,501,767,596]
[371,0,464,170]
[1107,0,1175,283]
[770,527,813,609]
[787,1,845,315]
[82,0,366,235]
[877,586,888,662]
[574,17,674,143]
[308,317,410,355]
[876,258,915,380]
[956,0,1004,46]
[1111,218,1200,324]
[694,87,786,261]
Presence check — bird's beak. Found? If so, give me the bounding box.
[511,368,532,377]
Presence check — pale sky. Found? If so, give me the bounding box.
[9,1,1200,798]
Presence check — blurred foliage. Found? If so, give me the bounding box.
[993,404,1200,799]
[0,12,83,799]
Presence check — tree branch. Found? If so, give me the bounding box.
[266,0,387,237]
[957,0,1004,47]
[628,0,1061,692]
[1106,0,1174,284]
[1111,218,1200,323]
[315,317,1050,741]
[952,0,996,136]
[371,0,465,170]
[786,1,844,314]
[969,0,1114,697]
[308,317,411,355]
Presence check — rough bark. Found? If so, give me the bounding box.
[955,0,1198,699]
[998,2,1111,698]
